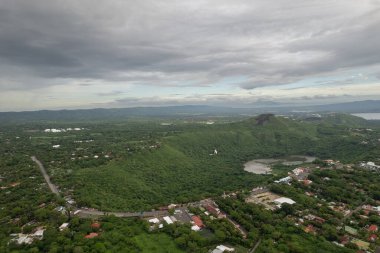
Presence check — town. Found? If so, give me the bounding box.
[6,154,380,253]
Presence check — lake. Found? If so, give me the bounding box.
[352,113,380,120]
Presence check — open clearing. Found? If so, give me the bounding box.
[134,233,184,253]
[244,155,316,174]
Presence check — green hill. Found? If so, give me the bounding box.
[66,114,380,211]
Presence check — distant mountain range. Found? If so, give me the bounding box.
[0,100,379,123]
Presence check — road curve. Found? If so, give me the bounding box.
[31,156,60,196]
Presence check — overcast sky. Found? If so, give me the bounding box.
[0,0,380,111]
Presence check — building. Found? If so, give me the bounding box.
[163,216,174,224]
[351,238,370,250]
[204,204,220,216]
[368,224,378,232]
[304,224,316,234]
[10,228,45,245]
[211,245,235,253]
[344,226,358,236]
[148,218,160,224]
[191,225,201,231]
[369,234,378,242]
[303,179,313,186]
[91,222,101,229]
[191,216,204,228]
[84,232,98,239]
[10,234,34,245]
[59,223,69,231]
[274,197,296,207]
[274,176,292,184]
[168,203,177,209]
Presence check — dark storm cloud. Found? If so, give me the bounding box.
[0,0,379,92]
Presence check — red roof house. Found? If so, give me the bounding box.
[91,222,101,229]
[204,204,220,216]
[340,235,350,245]
[84,232,99,239]
[314,216,326,224]
[191,216,204,228]
[369,234,378,242]
[304,224,316,234]
[369,225,378,232]
[303,180,313,186]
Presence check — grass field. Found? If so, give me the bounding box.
[134,233,184,253]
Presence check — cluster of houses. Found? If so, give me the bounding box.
[292,201,379,251]
[294,211,327,235]
[360,161,380,171]
[327,202,352,217]
[246,187,296,211]
[0,181,20,190]
[337,224,379,251]
[58,221,101,239]
[148,206,206,232]
[362,205,380,215]
[149,199,246,242]
[44,128,84,133]
[10,227,45,245]
[274,167,312,186]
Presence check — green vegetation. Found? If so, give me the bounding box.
[1,113,380,252]
[67,114,379,211]
[1,113,377,211]
[134,233,184,253]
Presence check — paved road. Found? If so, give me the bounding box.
[31,156,60,196]
[75,209,169,218]
[249,239,262,253]
[343,202,365,221]
[225,214,248,238]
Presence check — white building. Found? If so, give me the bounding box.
[59,223,69,231]
[211,245,235,253]
[163,216,173,224]
[274,176,292,184]
[274,197,296,207]
[191,225,201,231]
[148,218,160,224]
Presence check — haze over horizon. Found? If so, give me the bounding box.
[1,0,380,112]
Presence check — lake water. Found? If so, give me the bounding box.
[352,113,380,120]
[243,156,316,174]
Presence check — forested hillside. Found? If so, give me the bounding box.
[61,114,380,211]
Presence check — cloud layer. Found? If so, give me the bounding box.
[0,0,379,110]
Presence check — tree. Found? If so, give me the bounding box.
[280,203,295,215]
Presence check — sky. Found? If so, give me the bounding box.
[0,0,380,111]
